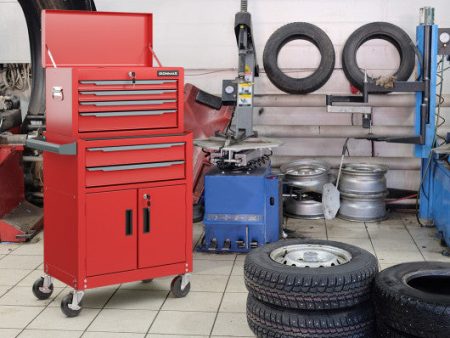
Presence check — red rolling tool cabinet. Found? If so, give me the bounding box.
[26,10,193,317]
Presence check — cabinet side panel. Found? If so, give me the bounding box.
[43,152,78,286]
[45,68,74,138]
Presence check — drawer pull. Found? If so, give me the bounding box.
[80,110,176,117]
[87,143,184,152]
[79,80,176,85]
[79,99,175,107]
[79,90,176,96]
[87,161,184,172]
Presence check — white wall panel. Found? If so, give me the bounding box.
[0,1,29,62]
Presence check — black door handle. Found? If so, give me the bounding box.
[143,207,150,233]
[125,209,133,236]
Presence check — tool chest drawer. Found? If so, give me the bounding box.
[86,160,185,187]
[46,67,184,138]
[85,142,185,167]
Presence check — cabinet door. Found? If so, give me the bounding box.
[86,190,137,276]
[138,185,186,268]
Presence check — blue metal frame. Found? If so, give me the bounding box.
[416,24,450,246]
[416,24,438,223]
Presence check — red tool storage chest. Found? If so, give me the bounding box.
[26,10,193,317]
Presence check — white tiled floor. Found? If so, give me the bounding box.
[0,212,449,337]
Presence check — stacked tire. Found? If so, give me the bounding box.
[244,239,379,337]
[374,262,450,338]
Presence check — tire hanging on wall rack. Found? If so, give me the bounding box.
[17,0,96,132]
[263,22,335,94]
[342,22,415,92]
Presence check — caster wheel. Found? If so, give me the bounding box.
[61,293,83,317]
[142,279,153,283]
[170,275,190,298]
[32,277,54,300]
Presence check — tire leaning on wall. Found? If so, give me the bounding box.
[263,22,335,94]
[244,239,379,310]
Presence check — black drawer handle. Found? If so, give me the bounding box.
[143,207,150,233]
[125,209,133,236]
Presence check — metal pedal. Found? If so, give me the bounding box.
[250,241,258,249]
[208,238,218,251]
[223,239,231,250]
[236,240,246,249]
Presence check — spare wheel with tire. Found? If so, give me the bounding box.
[374,261,450,338]
[244,239,378,310]
[246,293,376,338]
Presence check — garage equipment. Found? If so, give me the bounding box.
[196,0,281,253]
[327,8,450,246]
[26,10,193,316]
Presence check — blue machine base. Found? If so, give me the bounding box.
[421,158,450,248]
[200,165,281,253]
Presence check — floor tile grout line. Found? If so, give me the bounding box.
[14,287,66,337]
[208,255,237,338]
[364,222,379,262]
[404,224,428,261]
[80,285,122,337]
[144,285,172,336]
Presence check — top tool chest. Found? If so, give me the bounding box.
[27,10,193,317]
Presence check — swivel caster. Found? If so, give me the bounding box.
[32,276,54,300]
[61,291,84,317]
[170,274,191,298]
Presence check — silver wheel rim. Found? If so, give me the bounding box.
[270,244,352,268]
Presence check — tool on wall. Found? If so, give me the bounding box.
[195,0,282,253]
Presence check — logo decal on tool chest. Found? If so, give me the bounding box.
[157,70,179,76]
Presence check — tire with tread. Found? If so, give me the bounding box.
[246,294,376,338]
[374,261,450,338]
[263,22,335,94]
[342,22,415,91]
[376,321,416,338]
[244,239,378,310]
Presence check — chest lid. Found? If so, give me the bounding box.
[42,10,153,68]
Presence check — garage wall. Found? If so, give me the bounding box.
[1,0,450,190]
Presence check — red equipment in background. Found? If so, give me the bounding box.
[184,84,233,204]
[27,10,193,316]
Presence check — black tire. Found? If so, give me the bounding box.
[244,239,378,310]
[374,261,450,338]
[376,321,416,338]
[32,277,54,300]
[247,294,376,338]
[60,293,83,317]
[170,275,191,298]
[342,22,415,91]
[263,22,335,94]
[193,203,204,223]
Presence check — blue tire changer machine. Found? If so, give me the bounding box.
[195,0,282,253]
[327,7,450,248]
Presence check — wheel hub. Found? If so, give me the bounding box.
[270,244,352,268]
